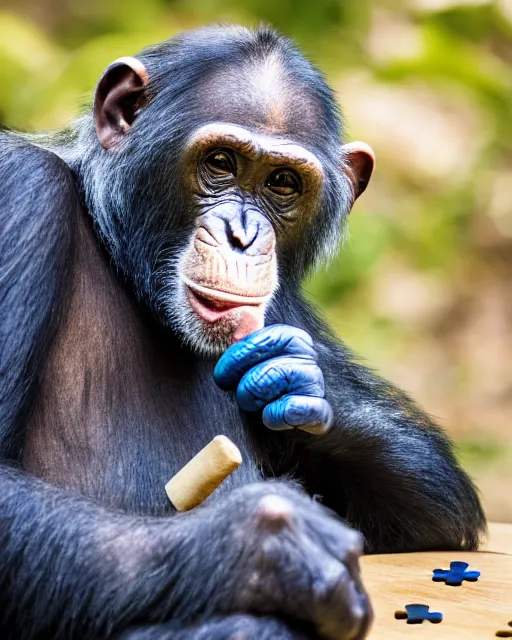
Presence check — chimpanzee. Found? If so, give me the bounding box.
[0,24,485,640]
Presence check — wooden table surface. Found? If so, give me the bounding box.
[361,522,512,639]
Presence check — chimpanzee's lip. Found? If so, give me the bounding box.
[182,277,269,305]
[186,288,265,324]
[182,277,268,323]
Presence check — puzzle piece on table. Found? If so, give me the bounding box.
[432,561,480,586]
[395,604,443,624]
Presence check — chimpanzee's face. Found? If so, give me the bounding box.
[91,48,374,357]
[172,123,324,354]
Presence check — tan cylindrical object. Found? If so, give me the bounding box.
[165,435,242,511]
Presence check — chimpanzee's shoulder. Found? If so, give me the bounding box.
[0,132,79,238]
[0,132,76,194]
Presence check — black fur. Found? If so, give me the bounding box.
[0,25,485,639]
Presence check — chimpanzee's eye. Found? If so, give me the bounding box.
[204,150,236,176]
[266,169,301,197]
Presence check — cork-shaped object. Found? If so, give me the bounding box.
[165,435,242,511]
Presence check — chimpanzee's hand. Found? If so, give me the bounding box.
[168,482,371,640]
[214,325,333,434]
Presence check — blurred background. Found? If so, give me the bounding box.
[1,0,511,523]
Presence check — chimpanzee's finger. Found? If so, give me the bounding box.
[235,356,325,412]
[214,324,316,390]
[262,395,333,434]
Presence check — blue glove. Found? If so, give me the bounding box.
[214,325,333,434]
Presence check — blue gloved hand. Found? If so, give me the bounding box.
[214,325,333,434]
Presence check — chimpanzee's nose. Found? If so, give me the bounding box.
[199,205,274,256]
[226,217,258,252]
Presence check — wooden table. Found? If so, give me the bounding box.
[361,523,512,639]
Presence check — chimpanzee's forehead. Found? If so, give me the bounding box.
[197,50,323,148]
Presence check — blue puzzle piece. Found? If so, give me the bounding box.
[432,561,480,586]
[396,604,443,624]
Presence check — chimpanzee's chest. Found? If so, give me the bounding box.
[22,344,267,514]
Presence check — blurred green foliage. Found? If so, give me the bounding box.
[2,0,512,517]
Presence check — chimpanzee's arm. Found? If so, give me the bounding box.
[301,333,486,554]
[215,297,486,554]
[120,615,312,639]
[0,465,369,639]
[0,135,75,460]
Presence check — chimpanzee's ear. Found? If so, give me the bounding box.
[94,56,149,150]
[341,142,375,204]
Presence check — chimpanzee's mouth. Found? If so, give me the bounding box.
[182,277,268,324]
[187,289,241,323]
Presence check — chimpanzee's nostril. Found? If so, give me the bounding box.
[230,231,246,251]
[227,221,258,252]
